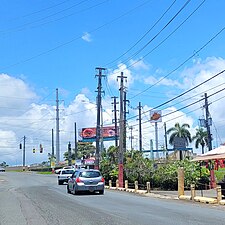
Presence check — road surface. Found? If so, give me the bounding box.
[0,172,225,225]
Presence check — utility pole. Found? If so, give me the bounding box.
[164,122,168,159]
[22,136,26,170]
[155,122,159,158]
[204,93,212,151]
[68,142,72,166]
[100,105,104,152]
[51,129,54,157]
[138,102,142,152]
[123,91,129,152]
[204,93,215,188]
[95,67,106,170]
[118,72,127,187]
[129,126,133,150]
[56,88,60,164]
[74,122,78,160]
[112,97,119,147]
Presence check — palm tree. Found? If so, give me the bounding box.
[192,127,208,154]
[166,122,192,160]
[167,122,192,146]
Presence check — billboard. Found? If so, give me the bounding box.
[80,126,119,142]
[150,110,162,123]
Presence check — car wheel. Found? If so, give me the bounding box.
[99,190,104,195]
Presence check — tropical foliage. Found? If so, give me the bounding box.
[100,146,210,190]
[192,127,208,154]
[63,142,96,161]
[166,122,192,146]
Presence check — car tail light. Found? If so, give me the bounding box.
[101,177,105,182]
[76,177,82,183]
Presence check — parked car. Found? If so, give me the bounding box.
[0,167,5,172]
[67,169,105,195]
[58,168,75,185]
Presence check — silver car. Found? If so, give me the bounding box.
[67,169,105,194]
[58,169,75,185]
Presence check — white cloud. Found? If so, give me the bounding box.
[144,76,183,88]
[129,59,150,70]
[108,63,134,89]
[1,57,225,165]
[82,32,92,42]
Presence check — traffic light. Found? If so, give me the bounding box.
[68,142,71,150]
[19,143,22,149]
[40,144,43,153]
[33,148,35,153]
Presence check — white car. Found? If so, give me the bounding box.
[55,165,75,174]
[58,168,75,185]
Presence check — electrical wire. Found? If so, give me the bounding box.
[104,0,177,67]
[130,86,225,127]
[0,0,91,34]
[129,25,225,99]
[127,69,225,121]
[118,0,192,67]
[0,0,151,71]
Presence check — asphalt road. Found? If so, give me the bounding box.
[1,172,225,225]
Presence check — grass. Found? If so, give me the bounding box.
[37,171,54,175]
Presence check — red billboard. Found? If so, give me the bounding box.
[80,126,119,142]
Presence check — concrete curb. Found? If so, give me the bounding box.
[179,195,192,200]
[219,200,225,205]
[105,185,225,205]
[194,196,217,204]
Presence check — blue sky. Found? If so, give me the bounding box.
[1,0,225,165]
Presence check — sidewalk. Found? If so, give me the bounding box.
[107,186,225,204]
[150,189,217,199]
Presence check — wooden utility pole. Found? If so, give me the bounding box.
[118,72,127,187]
[74,122,78,160]
[56,88,60,164]
[138,102,142,152]
[51,129,54,157]
[123,91,129,152]
[164,122,168,159]
[112,97,119,147]
[129,126,133,150]
[95,67,106,170]
[204,93,212,151]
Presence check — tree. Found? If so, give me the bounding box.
[63,142,96,161]
[167,122,192,146]
[192,127,208,154]
[167,122,192,160]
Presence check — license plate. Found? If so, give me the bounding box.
[89,186,95,192]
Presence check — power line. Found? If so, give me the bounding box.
[0,0,151,71]
[0,0,91,34]
[118,0,192,67]
[104,0,177,67]
[129,25,225,99]
[131,86,225,127]
[127,69,225,121]
[9,0,71,21]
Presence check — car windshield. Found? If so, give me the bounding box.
[62,170,74,174]
[80,171,101,178]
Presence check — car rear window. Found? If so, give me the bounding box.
[80,171,101,178]
[62,170,74,174]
